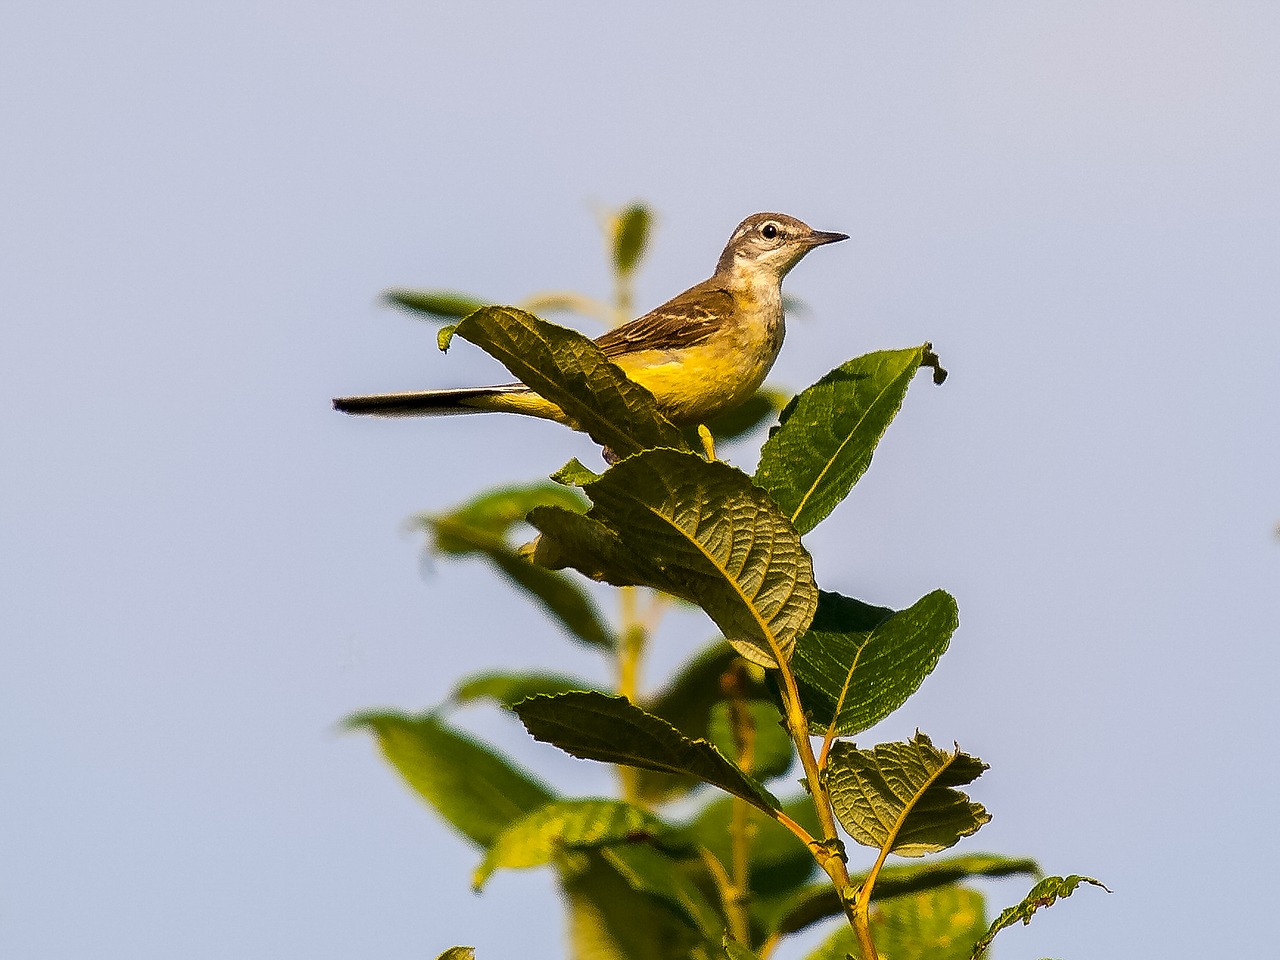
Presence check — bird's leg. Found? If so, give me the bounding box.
[697,425,717,462]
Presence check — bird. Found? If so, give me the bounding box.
[333,212,847,433]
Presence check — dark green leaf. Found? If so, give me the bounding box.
[755,346,940,534]
[970,875,1109,958]
[561,851,703,960]
[450,305,690,458]
[346,711,553,847]
[514,692,778,813]
[633,644,768,805]
[873,885,987,960]
[602,843,724,940]
[385,288,488,321]
[827,734,989,857]
[794,590,957,737]
[708,700,793,782]
[613,203,652,275]
[681,794,821,897]
[474,799,668,891]
[529,450,818,668]
[760,854,1035,940]
[450,670,601,709]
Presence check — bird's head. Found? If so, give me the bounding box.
[715,212,848,280]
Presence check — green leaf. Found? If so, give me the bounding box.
[346,711,553,847]
[434,948,475,960]
[633,643,768,805]
[426,515,615,650]
[450,670,601,709]
[826,734,989,857]
[720,936,763,960]
[680,794,821,897]
[970,875,1109,958]
[514,692,778,813]
[707,700,793,781]
[450,305,690,458]
[602,843,724,940]
[755,346,940,534]
[385,288,488,321]
[474,799,668,891]
[430,483,588,543]
[551,457,602,487]
[696,386,787,445]
[561,851,703,960]
[529,450,818,668]
[612,203,652,275]
[802,924,857,960]
[759,854,1036,940]
[873,885,987,960]
[794,590,958,737]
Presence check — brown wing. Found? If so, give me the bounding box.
[594,282,734,359]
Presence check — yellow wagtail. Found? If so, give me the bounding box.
[333,212,847,432]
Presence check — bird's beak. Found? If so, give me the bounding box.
[806,230,849,247]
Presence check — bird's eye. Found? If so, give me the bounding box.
[760,223,779,240]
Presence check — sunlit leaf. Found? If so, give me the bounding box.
[448,305,689,458]
[970,875,1108,958]
[794,591,957,737]
[347,711,553,847]
[873,885,986,960]
[434,947,475,960]
[826,734,989,857]
[474,799,668,891]
[514,692,778,813]
[755,346,943,534]
[529,450,818,667]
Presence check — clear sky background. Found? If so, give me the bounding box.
[3,3,1277,958]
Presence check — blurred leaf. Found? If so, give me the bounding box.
[827,735,989,857]
[347,711,553,847]
[434,948,475,960]
[448,305,689,458]
[633,644,766,805]
[529,450,818,668]
[755,346,940,534]
[680,794,821,898]
[426,515,615,650]
[873,885,986,960]
[561,851,703,960]
[429,483,588,544]
[612,203,652,275]
[801,924,856,960]
[695,387,788,446]
[707,700,793,781]
[794,591,957,737]
[514,692,778,813]
[451,669,601,709]
[474,799,668,891]
[385,288,488,321]
[603,843,724,940]
[970,875,1108,958]
[720,936,762,960]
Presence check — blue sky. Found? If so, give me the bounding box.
[3,3,1277,957]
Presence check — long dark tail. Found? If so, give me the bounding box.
[332,384,528,417]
